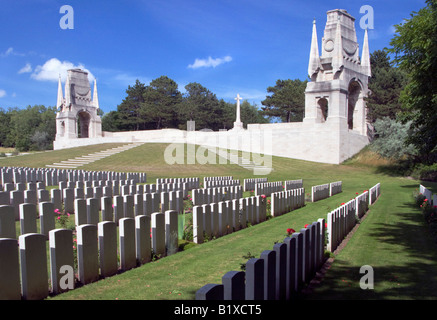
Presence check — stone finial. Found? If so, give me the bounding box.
[361,28,371,77]
[56,75,63,110]
[332,16,344,73]
[93,79,99,110]
[308,19,321,78]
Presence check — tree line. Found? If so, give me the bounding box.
[101,78,268,132]
[101,77,308,132]
[0,77,308,152]
[366,0,437,180]
[0,52,417,155]
[1,0,435,177]
[0,105,56,152]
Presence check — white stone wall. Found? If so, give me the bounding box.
[53,120,369,165]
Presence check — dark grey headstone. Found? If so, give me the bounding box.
[196,283,224,300]
[245,258,264,300]
[273,242,287,300]
[222,270,245,300]
[260,250,276,300]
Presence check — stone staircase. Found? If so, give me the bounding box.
[45,143,144,169]
[217,149,273,175]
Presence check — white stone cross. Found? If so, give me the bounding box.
[235,93,242,123]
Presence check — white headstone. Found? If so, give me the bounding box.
[165,210,178,255]
[63,188,75,214]
[119,218,136,271]
[202,204,212,240]
[151,212,165,256]
[0,205,16,238]
[193,206,204,244]
[87,198,100,225]
[101,196,113,222]
[0,238,21,299]
[123,195,134,218]
[77,224,99,285]
[39,202,55,237]
[19,203,37,235]
[19,233,49,300]
[49,229,75,294]
[98,221,118,277]
[135,215,151,264]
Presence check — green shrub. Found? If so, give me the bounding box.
[370,117,418,160]
[412,163,437,181]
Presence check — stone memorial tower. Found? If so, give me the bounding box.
[304,9,371,136]
[51,9,371,165]
[54,69,102,143]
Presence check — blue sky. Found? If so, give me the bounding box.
[0,0,426,115]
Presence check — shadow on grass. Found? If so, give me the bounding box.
[374,161,414,178]
[307,205,437,300]
[306,259,437,300]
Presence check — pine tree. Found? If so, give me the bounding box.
[365,50,407,123]
[261,79,307,123]
[388,0,437,163]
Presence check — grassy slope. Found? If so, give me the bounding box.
[308,177,437,300]
[0,143,128,168]
[2,143,436,300]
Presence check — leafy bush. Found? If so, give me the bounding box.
[370,117,418,159]
[413,190,437,243]
[415,192,427,206]
[411,163,437,181]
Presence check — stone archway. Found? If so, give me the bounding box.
[77,111,91,138]
[347,81,362,131]
[317,98,329,123]
[59,121,65,136]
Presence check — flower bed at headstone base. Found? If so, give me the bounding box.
[413,188,437,243]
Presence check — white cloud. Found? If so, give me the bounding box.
[388,25,397,35]
[220,88,265,101]
[111,73,150,87]
[18,63,32,74]
[5,47,13,56]
[31,58,95,82]
[1,47,25,57]
[188,55,232,69]
[0,89,6,98]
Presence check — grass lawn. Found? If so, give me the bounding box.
[2,143,437,300]
[307,178,437,300]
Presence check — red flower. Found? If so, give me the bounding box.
[325,223,328,228]
[261,194,266,199]
[341,202,345,205]
[424,199,428,202]
[304,224,309,228]
[286,228,295,235]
